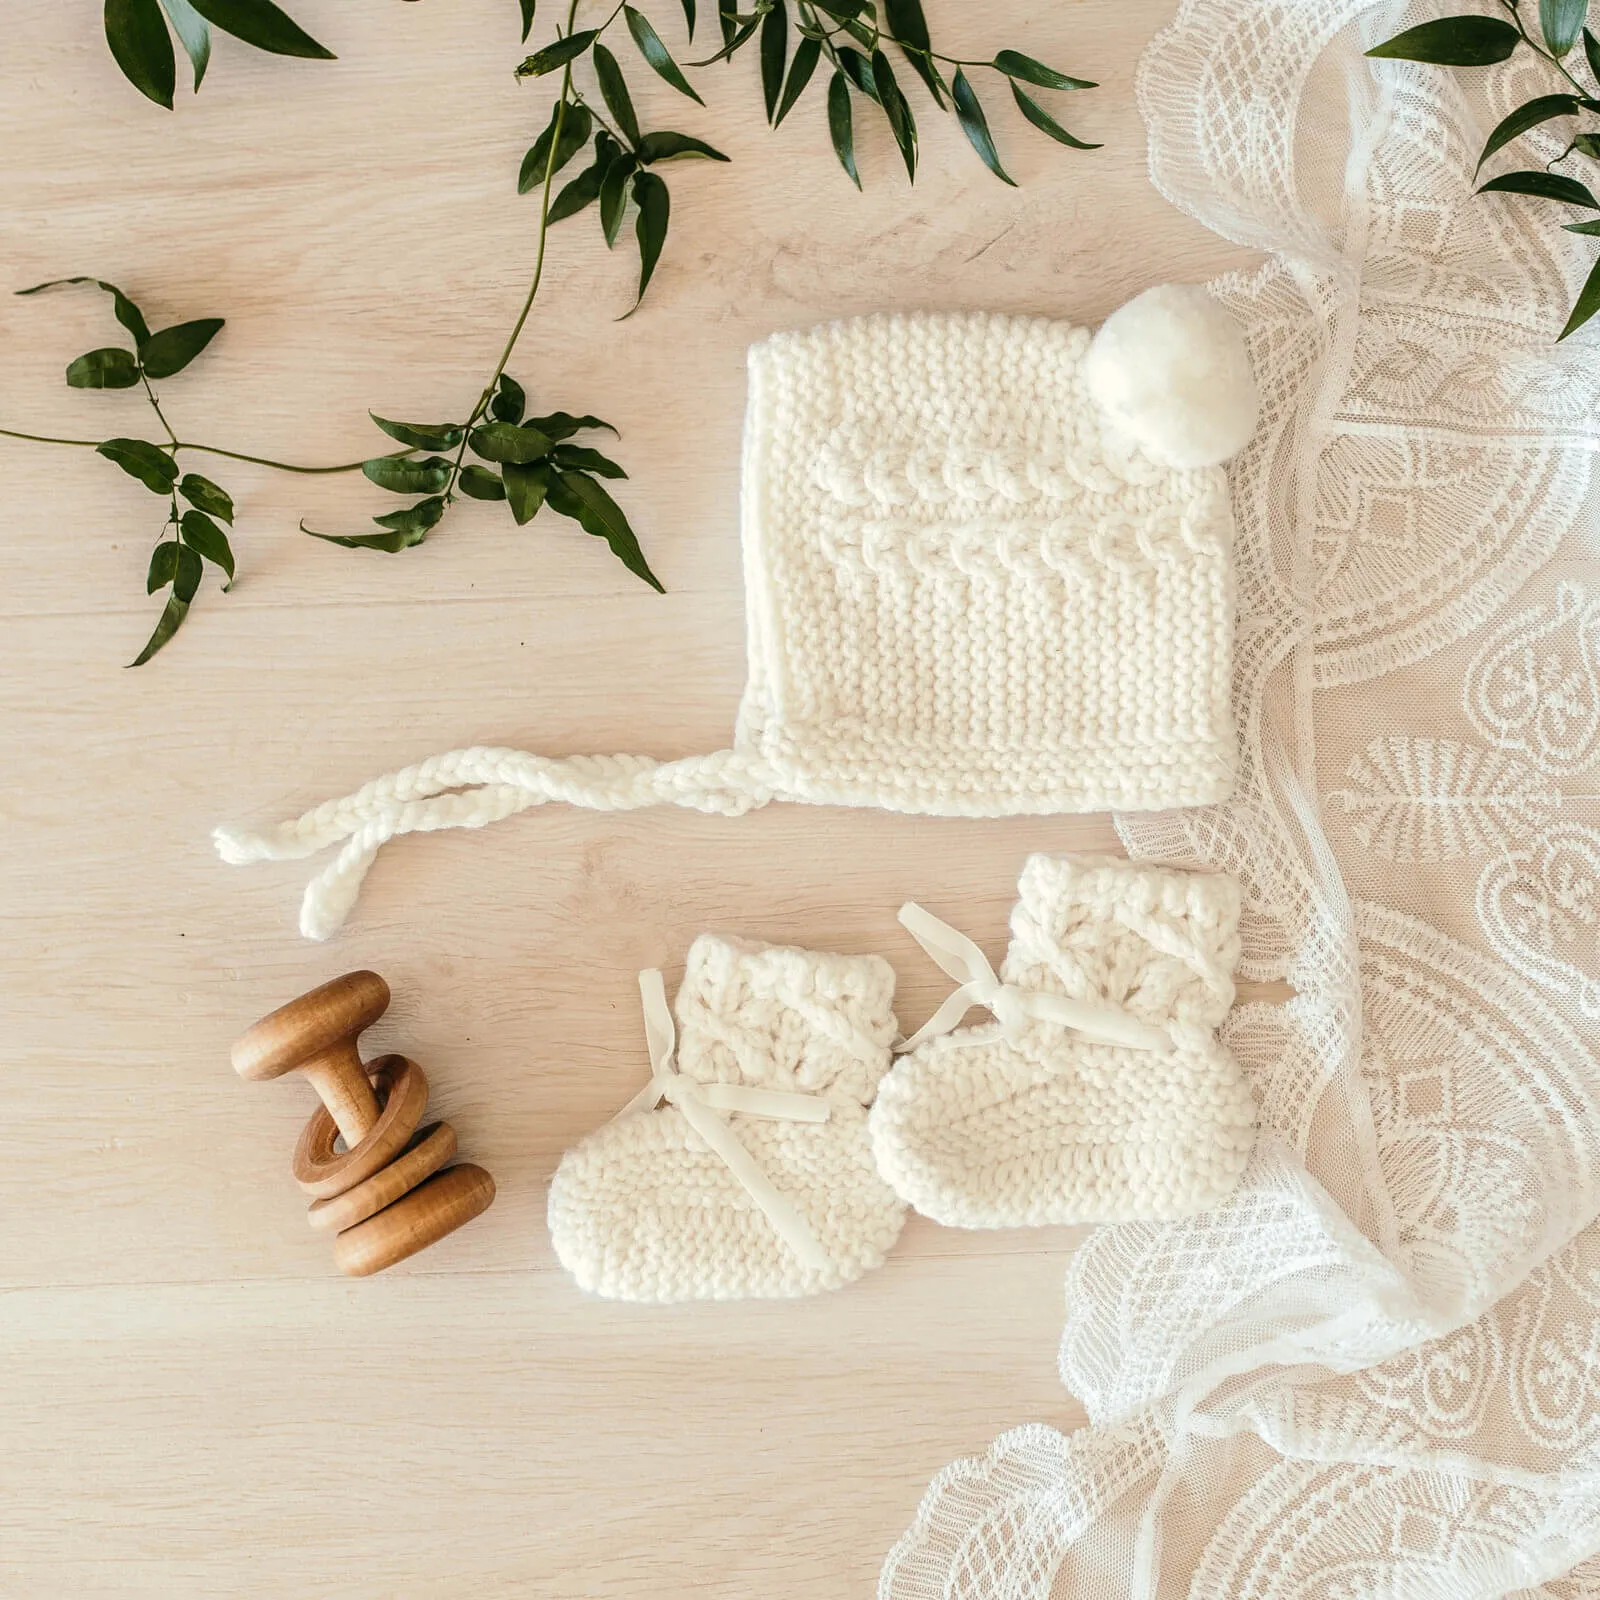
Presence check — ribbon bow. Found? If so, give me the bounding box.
[896,902,1173,1055]
[616,970,833,1273]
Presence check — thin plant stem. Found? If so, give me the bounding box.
[573,88,628,150]
[0,425,100,448]
[1500,0,1594,97]
[0,423,379,475]
[142,374,180,449]
[446,0,584,497]
[174,442,388,474]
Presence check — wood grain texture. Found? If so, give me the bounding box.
[0,1,1261,1593]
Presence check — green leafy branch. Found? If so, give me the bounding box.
[12,0,1101,666]
[1369,0,1600,336]
[306,0,664,588]
[104,0,334,108]
[2,278,387,664]
[325,0,1100,581]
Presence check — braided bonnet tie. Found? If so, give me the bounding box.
[619,969,833,1274]
[896,902,1174,1055]
[213,746,774,940]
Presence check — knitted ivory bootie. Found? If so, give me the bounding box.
[868,855,1256,1228]
[547,935,906,1302]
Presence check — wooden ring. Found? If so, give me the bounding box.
[331,1164,496,1277]
[305,1121,457,1234]
[292,1055,429,1200]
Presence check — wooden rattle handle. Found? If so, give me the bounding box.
[232,970,390,1145]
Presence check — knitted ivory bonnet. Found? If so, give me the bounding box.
[217,285,1260,939]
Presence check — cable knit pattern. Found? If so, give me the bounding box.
[869,854,1257,1228]
[216,299,1248,939]
[547,935,906,1302]
[736,312,1239,816]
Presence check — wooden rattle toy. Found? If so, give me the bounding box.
[232,971,495,1275]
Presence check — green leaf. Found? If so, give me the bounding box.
[98,437,179,492]
[138,317,224,379]
[828,70,860,188]
[775,33,821,125]
[178,472,233,522]
[468,420,555,462]
[593,41,641,148]
[492,374,526,424]
[1562,217,1600,232]
[66,347,142,389]
[600,151,638,245]
[1476,94,1579,172]
[503,459,552,524]
[1478,169,1600,206]
[161,0,211,89]
[171,540,203,601]
[519,102,593,193]
[546,470,663,590]
[372,495,448,538]
[1010,82,1101,150]
[548,136,615,223]
[872,49,918,180]
[516,28,598,77]
[519,0,536,43]
[1560,248,1600,338]
[1542,0,1587,56]
[992,49,1095,91]
[1365,16,1521,66]
[681,0,696,40]
[761,0,788,121]
[148,539,180,593]
[952,68,1015,185]
[830,9,875,49]
[691,7,759,65]
[527,410,617,440]
[1575,132,1600,159]
[625,5,704,102]
[371,414,464,450]
[1586,26,1600,85]
[129,591,191,666]
[180,508,235,586]
[186,0,334,58]
[885,0,944,106]
[16,277,151,344]
[637,130,729,163]
[718,0,737,45]
[362,454,453,493]
[627,170,671,314]
[550,442,627,477]
[838,46,878,101]
[303,523,424,552]
[458,464,507,500]
[105,0,177,109]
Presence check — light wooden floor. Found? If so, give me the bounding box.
[0,4,1259,1594]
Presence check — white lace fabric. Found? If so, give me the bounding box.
[880,3,1600,1596]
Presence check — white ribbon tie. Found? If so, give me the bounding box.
[617,969,833,1274]
[896,902,1173,1055]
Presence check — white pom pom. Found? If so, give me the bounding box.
[1083,283,1259,470]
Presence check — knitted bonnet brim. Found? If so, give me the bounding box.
[215,289,1257,939]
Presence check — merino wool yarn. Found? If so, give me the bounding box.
[547,934,907,1303]
[870,854,1257,1229]
[216,288,1259,940]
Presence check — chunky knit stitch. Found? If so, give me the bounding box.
[216,295,1254,939]
[869,854,1257,1228]
[547,935,906,1302]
